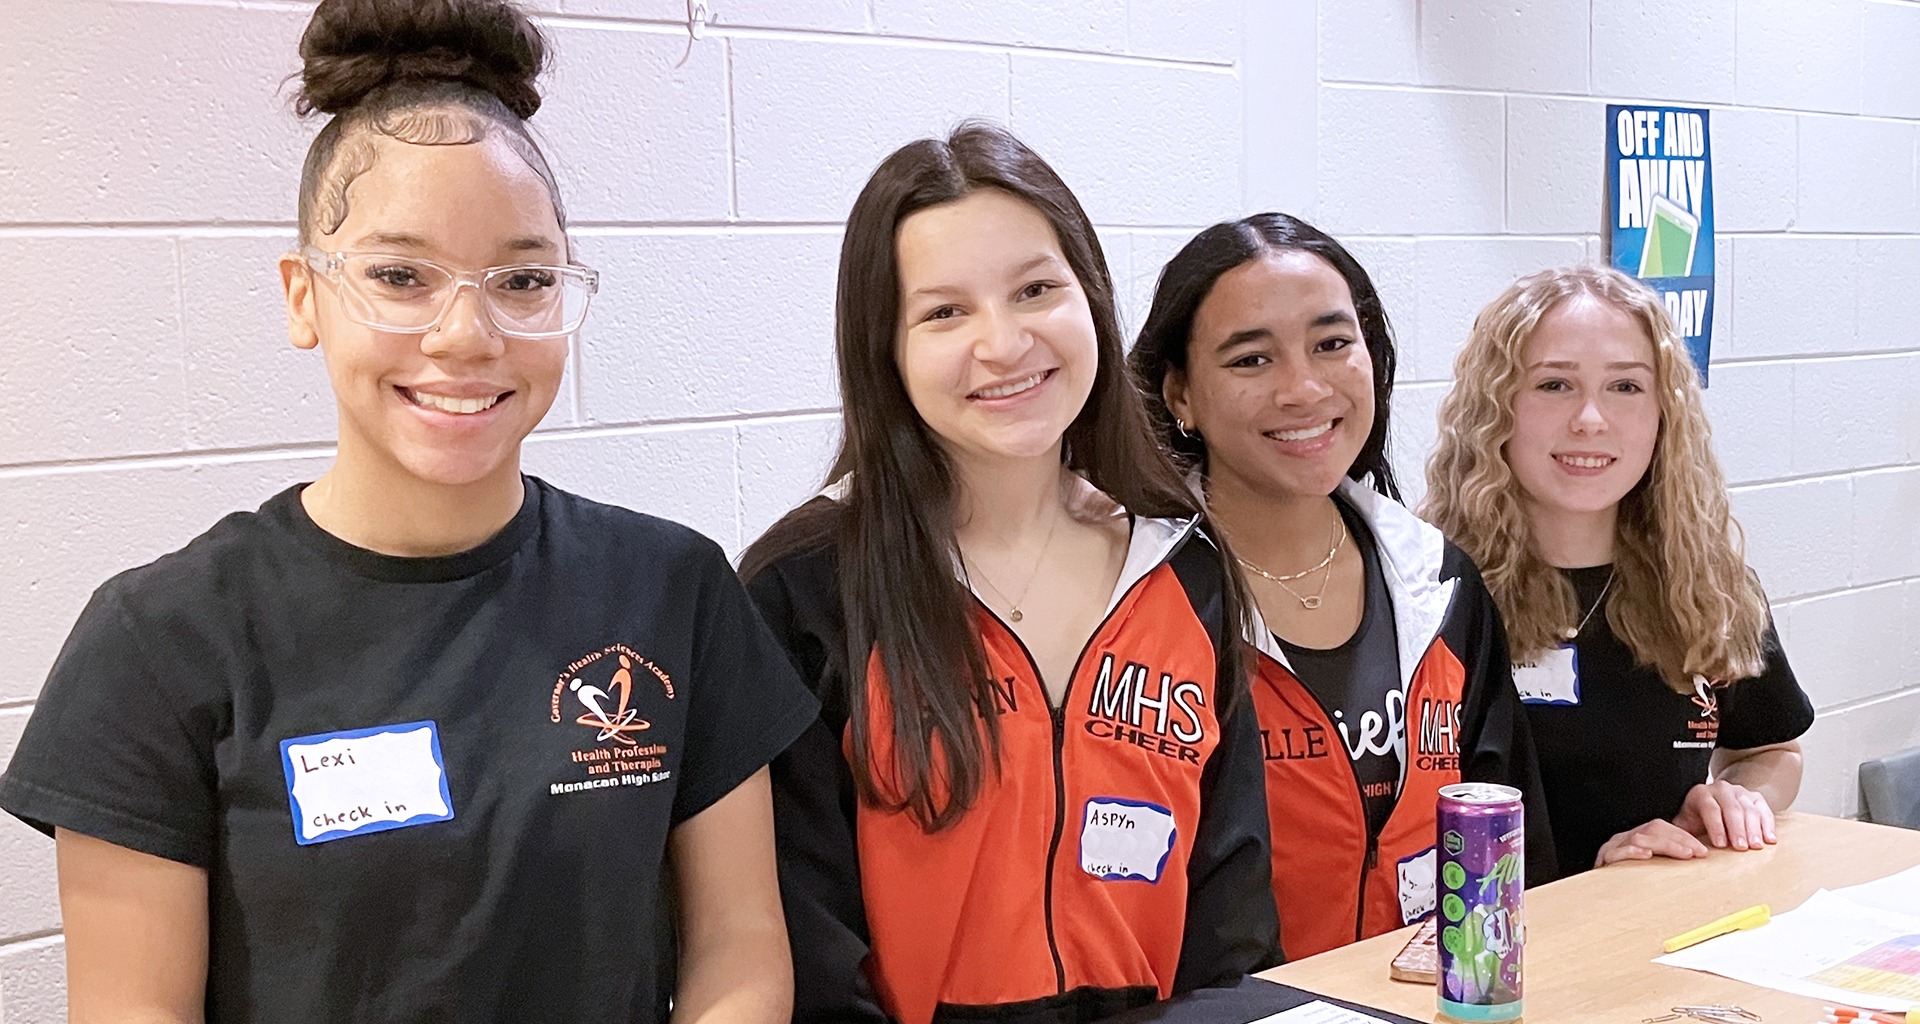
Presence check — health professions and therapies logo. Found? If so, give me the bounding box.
[547,643,677,796]
[1674,675,1721,750]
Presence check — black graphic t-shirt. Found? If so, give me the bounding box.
[1274,500,1403,837]
[1521,564,1814,878]
[0,478,818,1023]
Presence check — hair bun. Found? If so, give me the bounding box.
[296,0,548,119]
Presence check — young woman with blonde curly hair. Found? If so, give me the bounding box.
[1423,264,1813,878]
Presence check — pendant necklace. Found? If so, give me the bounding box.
[965,511,1062,623]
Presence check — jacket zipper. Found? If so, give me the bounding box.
[1284,662,1388,944]
[1043,704,1069,992]
[982,519,1199,996]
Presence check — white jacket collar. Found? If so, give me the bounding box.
[1247,479,1458,696]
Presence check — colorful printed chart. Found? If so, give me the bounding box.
[1809,933,1920,1001]
[1656,875,1920,1012]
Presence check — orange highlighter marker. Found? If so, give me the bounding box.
[1823,1007,1920,1024]
[1661,904,1771,953]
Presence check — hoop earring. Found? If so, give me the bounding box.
[1175,418,1198,440]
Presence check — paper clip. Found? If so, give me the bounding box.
[1670,1007,1761,1023]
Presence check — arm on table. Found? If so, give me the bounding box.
[1595,742,1803,866]
[57,828,207,1024]
[1711,741,1803,812]
[669,767,794,1024]
[1669,741,1804,851]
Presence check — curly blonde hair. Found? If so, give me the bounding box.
[1421,265,1769,693]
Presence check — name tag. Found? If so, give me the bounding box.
[1397,846,1437,925]
[1515,645,1581,705]
[1080,797,1177,883]
[280,721,455,845]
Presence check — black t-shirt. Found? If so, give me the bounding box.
[1273,501,1403,837]
[1520,564,1814,878]
[0,478,818,1023]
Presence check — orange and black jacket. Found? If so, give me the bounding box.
[745,514,1281,1024]
[1252,481,1557,959]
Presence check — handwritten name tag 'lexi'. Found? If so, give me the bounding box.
[1514,645,1582,706]
[1079,797,1178,883]
[280,721,454,845]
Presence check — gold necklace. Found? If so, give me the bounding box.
[964,510,1063,623]
[1237,512,1348,611]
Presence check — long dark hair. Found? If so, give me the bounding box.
[1130,212,1401,500]
[741,122,1246,831]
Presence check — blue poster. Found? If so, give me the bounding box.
[1605,104,1714,384]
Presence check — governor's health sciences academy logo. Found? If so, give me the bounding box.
[549,643,677,745]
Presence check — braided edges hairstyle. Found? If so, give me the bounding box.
[1131,212,1402,501]
[293,0,564,245]
[1422,265,1769,692]
[742,122,1246,831]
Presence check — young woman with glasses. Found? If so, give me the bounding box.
[739,124,1279,1024]
[0,1,815,1019]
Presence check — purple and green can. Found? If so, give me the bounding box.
[1436,782,1524,1022]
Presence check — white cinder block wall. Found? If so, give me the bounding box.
[0,0,1913,1014]
[1311,0,1920,830]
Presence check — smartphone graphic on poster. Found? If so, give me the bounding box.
[1639,195,1700,278]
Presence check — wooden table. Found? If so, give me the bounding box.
[1260,813,1920,1023]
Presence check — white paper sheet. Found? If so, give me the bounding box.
[1246,1000,1400,1024]
[1654,888,1920,1010]
[1832,864,1920,916]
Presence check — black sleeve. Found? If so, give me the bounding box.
[744,554,894,1024]
[0,584,221,867]
[1171,531,1283,989]
[1449,558,1561,888]
[1175,674,1285,988]
[1716,618,1815,752]
[669,541,821,825]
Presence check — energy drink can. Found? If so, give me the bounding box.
[1436,782,1524,1022]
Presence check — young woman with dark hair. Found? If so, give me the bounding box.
[1129,212,1555,959]
[0,1,815,1019]
[740,122,1279,1024]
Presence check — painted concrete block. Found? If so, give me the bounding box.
[1317,86,1505,236]
[1731,236,1858,359]
[1701,359,1794,485]
[1319,0,1418,85]
[1730,476,1854,599]
[1735,0,1862,114]
[1592,0,1737,103]
[522,424,738,550]
[875,0,1127,52]
[1419,0,1590,93]
[1796,116,1919,234]
[0,3,309,223]
[539,25,731,223]
[1012,55,1240,226]
[1791,355,1914,476]
[0,237,185,464]
[737,416,842,549]
[573,231,840,425]
[731,37,1009,222]
[181,234,337,451]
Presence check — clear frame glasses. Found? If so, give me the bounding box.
[300,246,600,339]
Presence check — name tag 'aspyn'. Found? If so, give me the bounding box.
[280,721,455,845]
[1514,645,1582,706]
[1079,796,1178,883]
